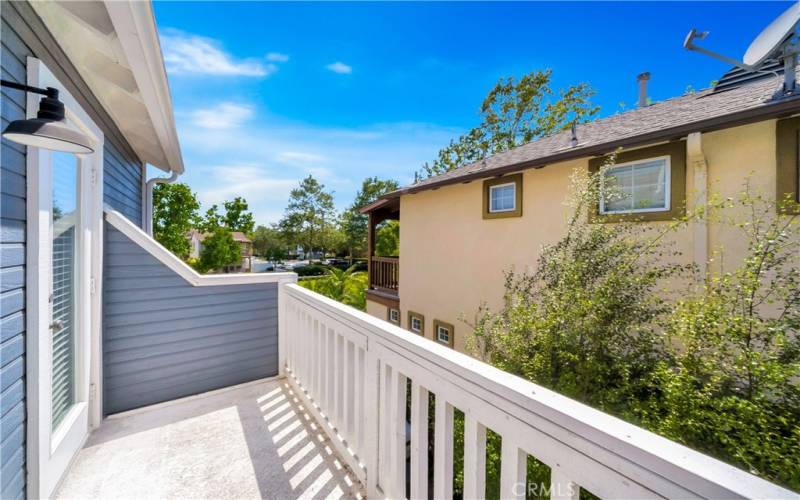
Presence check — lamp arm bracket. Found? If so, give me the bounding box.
[0,79,57,98]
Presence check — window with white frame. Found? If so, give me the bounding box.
[436,324,451,345]
[388,308,400,324]
[600,156,670,214]
[489,182,516,212]
[411,316,422,333]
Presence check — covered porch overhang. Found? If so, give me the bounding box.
[360,197,400,303]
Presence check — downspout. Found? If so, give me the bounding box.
[687,132,709,278]
[144,169,180,235]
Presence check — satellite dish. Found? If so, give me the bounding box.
[684,3,800,94]
[744,2,800,67]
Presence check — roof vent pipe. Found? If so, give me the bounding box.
[144,169,180,236]
[637,72,651,107]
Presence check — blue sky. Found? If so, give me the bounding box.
[152,1,792,225]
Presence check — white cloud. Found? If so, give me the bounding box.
[325,61,352,74]
[161,30,274,77]
[266,52,290,62]
[277,151,326,165]
[189,102,254,130]
[174,111,461,225]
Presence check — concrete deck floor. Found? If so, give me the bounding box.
[56,378,363,500]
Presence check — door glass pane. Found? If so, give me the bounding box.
[52,152,79,429]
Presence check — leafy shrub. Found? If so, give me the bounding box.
[635,190,800,488]
[470,162,691,412]
[300,267,367,310]
[469,169,800,491]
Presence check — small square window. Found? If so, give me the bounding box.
[483,174,522,219]
[600,156,670,214]
[433,320,455,347]
[489,183,516,212]
[388,308,400,324]
[407,311,425,335]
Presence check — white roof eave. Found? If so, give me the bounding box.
[103,1,184,174]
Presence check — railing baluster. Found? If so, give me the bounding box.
[299,311,307,382]
[410,381,429,500]
[434,396,454,499]
[336,334,345,427]
[356,346,366,458]
[500,439,527,500]
[550,469,579,500]
[389,367,407,498]
[317,319,325,412]
[464,414,487,499]
[344,340,355,445]
[380,362,392,489]
[327,326,335,417]
[311,317,319,397]
[364,346,380,498]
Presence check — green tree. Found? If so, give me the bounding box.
[420,69,598,178]
[152,183,200,259]
[278,175,336,257]
[320,223,347,258]
[199,199,255,235]
[252,225,288,260]
[198,227,241,273]
[340,177,400,260]
[199,204,222,233]
[222,197,255,235]
[374,220,399,257]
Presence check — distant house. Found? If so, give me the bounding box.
[188,229,205,259]
[188,229,253,272]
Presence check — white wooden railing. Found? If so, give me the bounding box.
[279,283,795,499]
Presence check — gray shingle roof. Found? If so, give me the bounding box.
[386,70,800,199]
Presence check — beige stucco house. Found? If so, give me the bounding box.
[362,66,800,353]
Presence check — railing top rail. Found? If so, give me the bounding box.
[283,283,795,499]
[370,256,399,263]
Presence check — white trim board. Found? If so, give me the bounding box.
[104,207,298,287]
[25,57,105,500]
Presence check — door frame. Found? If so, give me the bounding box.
[25,57,105,499]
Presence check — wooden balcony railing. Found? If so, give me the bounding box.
[280,283,795,499]
[369,256,398,292]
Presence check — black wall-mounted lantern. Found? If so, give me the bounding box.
[1,79,94,154]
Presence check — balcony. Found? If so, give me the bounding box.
[362,196,400,304]
[61,212,795,499]
[369,256,399,293]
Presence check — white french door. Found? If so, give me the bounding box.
[26,58,104,499]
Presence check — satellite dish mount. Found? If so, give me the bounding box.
[684,3,800,95]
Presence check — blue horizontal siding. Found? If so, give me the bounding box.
[0,14,28,500]
[103,222,279,414]
[103,141,143,228]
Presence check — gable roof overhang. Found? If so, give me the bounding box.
[30,0,184,173]
[362,72,800,212]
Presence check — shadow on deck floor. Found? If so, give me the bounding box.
[56,378,363,499]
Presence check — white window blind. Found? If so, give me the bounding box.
[51,152,79,429]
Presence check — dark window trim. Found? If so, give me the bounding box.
[483,173,523,219]
[407,311,425,335]
[588,141,686,222]
[433,319,455,347]
[776,117,800,215]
